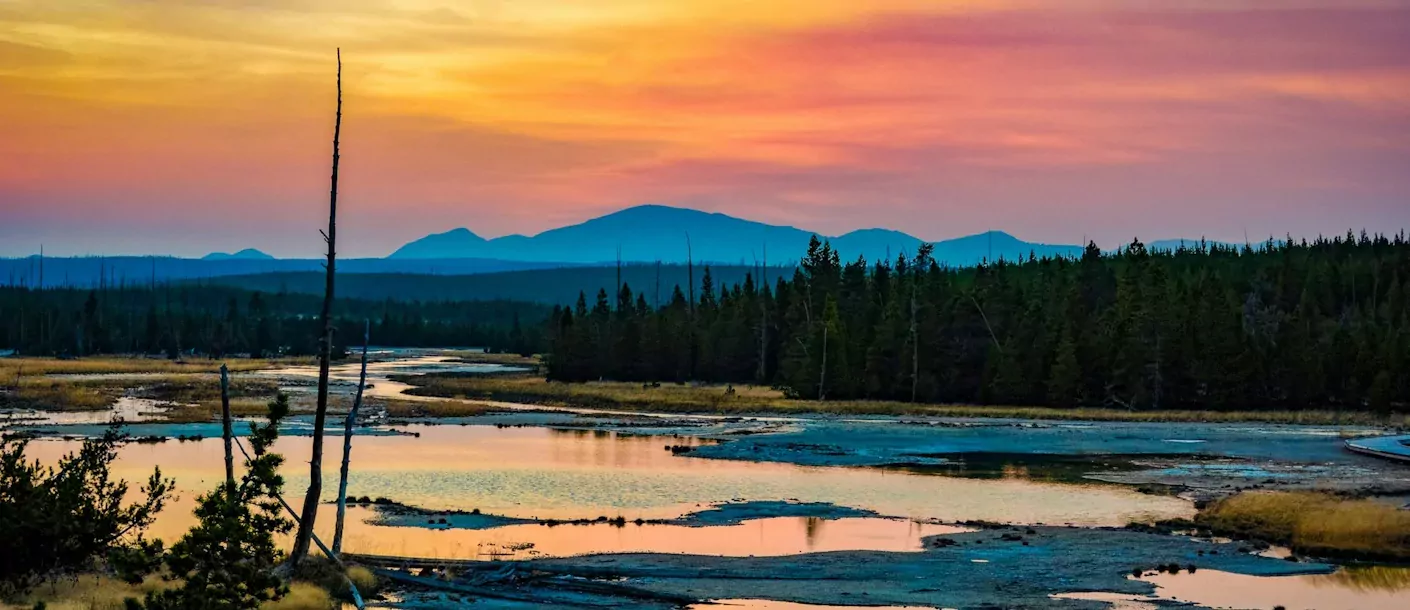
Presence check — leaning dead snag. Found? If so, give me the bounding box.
[291,47,342,566]
[332,319,369,556]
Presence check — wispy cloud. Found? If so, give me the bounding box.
[1,0,1407,256]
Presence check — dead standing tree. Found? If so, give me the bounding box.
[220,364,234,487]
[332,319,370,556]
[291,48,343,566]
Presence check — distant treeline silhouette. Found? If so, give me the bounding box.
[546,232,1410,412]
[193,264,794,305]
[0,285,547,357]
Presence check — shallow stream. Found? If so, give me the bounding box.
[11,353,1410,609]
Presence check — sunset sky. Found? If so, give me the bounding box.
[2,0,1408,257]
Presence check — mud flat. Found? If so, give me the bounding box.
[381,525,1335,609]
[371,499,880,530]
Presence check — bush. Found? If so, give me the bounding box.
[132,394,294,610]
[0,429,172,595]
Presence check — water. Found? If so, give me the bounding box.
[14,355,1410,608]
[691,603,940,610]
[1056,568,1410,610]
[1143,567,1410,610]
[21,425,1186,560]
[0,396,170,426]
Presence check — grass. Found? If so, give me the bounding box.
[262,583,332,610]
[395,372,1410,426]
[162,397,283,423]
[131,374,279,405]
[345,566,378,594]
[0,356,301,415]
[0,372,282,419]
[447,351,541,367]
[1320,565,1410,591]
[381,398,499,418]
[0,574,172,610]
[3,575,351,610]
[1195,491,1410,561]
[0,356,312,378]
[1,378,122,411]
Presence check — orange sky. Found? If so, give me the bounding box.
[2,0,1408,257]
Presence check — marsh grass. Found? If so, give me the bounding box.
[0,574,172,610]
[1196,491,1410,561]
[397,372,1410,426]
[162,397,279,423]
[446,352,540,367]
[131,374,278,405]
[3,378,121,411]
[0,357,298,414]
[1320,565,1410,591]
[344,566,378,595]
[0,356,311,379]
[262,582,333,610]
[2,576,338,610]
[381,398,499,418]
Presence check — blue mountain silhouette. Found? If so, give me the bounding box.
[390,204,1081,266]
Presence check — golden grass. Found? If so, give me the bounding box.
[0,574,171,610]
[397,373,1410,426]
[0,356,312,378]
[0,356,297,414]
[3,378,121,411]
[344,566,378,595]
[1318,565,1410,592]
[447,351,541,367]
[162,397,281,423]
[381,398,501,418]
[1196,491,1410,560]
[262,583,333,610]
[2,577,336,610]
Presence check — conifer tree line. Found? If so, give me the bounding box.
[547,231,1410,412]
[0,285,547,358]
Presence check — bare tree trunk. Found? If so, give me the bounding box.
[969,294,1001,351]
[818,325,828,401]
[333,320,369,556]
[233,436,365,609]
[292,48,342,566]
[220,364,234,488]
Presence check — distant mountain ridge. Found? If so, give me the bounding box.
[391,204,1081,267]
[203,248,274,261]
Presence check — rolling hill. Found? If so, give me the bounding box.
[389,204,1081,266]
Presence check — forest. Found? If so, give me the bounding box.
[0,284,547,358]
[546,232,1410,413]
[196,263,791,305]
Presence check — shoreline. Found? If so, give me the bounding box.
[395,370,1410,427]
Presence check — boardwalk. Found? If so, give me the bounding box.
[1344,435,1410,463]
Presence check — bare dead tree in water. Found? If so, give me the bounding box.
[220,364,234,488]
[332,319,369,556]
[291,48,342,566]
